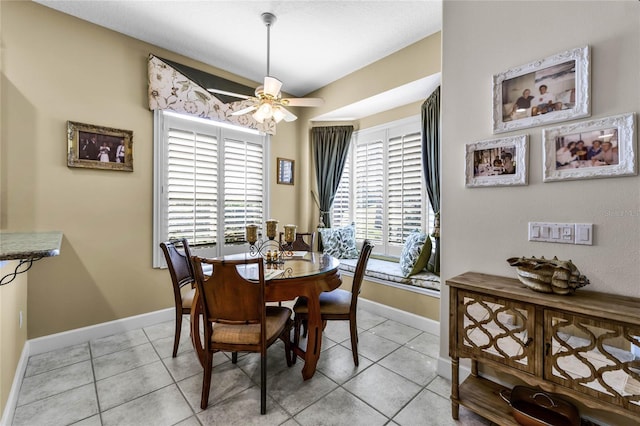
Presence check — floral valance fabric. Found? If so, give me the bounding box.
[147,55,275,135]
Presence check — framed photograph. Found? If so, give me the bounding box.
[67,121,133,171]
[543,113,636,182]
[466,135,528,188]
[493,45,590,134]
[277,157,294,185]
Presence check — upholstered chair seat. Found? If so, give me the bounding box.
[293,240,373,366]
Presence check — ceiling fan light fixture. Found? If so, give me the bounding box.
[209,12,323,128]
[252,110,265,123]
[272,107,286,123]
[253,102,274,123]
[258,102,272,116]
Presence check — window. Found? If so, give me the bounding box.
[153,111,269,267]
[331,150,351,228]
[332,116,434,257]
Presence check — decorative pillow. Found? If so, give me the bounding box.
[399,231,432,277]
[318,224,359,259]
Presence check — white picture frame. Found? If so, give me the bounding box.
[466,135,528,188]
[493,45,590,134]
[543,113,636,182]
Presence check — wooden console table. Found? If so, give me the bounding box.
[447,271,640,424]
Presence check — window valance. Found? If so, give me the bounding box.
[147,54,276,135]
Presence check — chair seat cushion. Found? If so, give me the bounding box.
[293,289,352,316]
[338,257,440,291]
[211,306,291,345]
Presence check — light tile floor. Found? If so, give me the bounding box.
[11,308,490,426]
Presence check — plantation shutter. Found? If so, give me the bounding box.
[387,131,424,246]
[355,135,384,244]
[223,134,264,245]
[326,116,434,258]
[166,128,218,246]
[331,146,351,227]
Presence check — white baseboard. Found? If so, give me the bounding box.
[28,308,174,356]
[359,297,440,336]
[1,342,30,426]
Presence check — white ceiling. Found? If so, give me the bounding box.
[35,0,442,118]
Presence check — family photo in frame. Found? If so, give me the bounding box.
[466,135,529,187]
[493,45,590,134]
[67,121,134,171]
[543,113,636,182]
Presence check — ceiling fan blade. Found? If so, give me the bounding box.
[263,76,283,97]
[231,105,258,116]
[280,106,297,122]
[282,97,325,107]
[206,88,252,100]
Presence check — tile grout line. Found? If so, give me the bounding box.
[13,312,443,426]
[336,343,413,423]
[143,325,202,426]
[87,341,104,426]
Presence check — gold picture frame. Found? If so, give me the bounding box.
[277,157,294,185]
[67,121,133,171]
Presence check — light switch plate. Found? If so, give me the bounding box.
[529,222,593,245]
[528,222,575,244]
[574,223,593,245]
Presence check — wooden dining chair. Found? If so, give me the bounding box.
[160,239,196,358]
[279,231,315,252]
[191,256,293,413]
[293,240,374,366]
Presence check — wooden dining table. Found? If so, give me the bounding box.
[190,251,342,380]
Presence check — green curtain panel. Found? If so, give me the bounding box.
[421,86,441,275]
[312,126,353,236]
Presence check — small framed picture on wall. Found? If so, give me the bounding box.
[67,121,133,171]
[277,157,294,185]
[542,113,636,182]
[465,135,529,188]
[492,45,590,134]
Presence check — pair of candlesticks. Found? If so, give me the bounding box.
[246,220,296,263]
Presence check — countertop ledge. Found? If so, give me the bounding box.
[0,231,63,261]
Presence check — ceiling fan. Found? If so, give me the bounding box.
[207,12,324,124]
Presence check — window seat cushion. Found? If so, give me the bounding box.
[337,257,440,292]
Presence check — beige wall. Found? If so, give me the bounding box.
[341,274,440,321]
[440,0,640,417]
[1,2,442,341]
[0,262,28,415]
[0,1,297,338]
[0,3,441,416]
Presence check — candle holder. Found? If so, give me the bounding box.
[265,219,278,240]
[284,224,297,244]
[246,222,292,263]
[246,224,259,245]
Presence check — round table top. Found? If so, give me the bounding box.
[215,251,340,280]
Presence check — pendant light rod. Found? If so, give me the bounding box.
[261,12,277,77]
